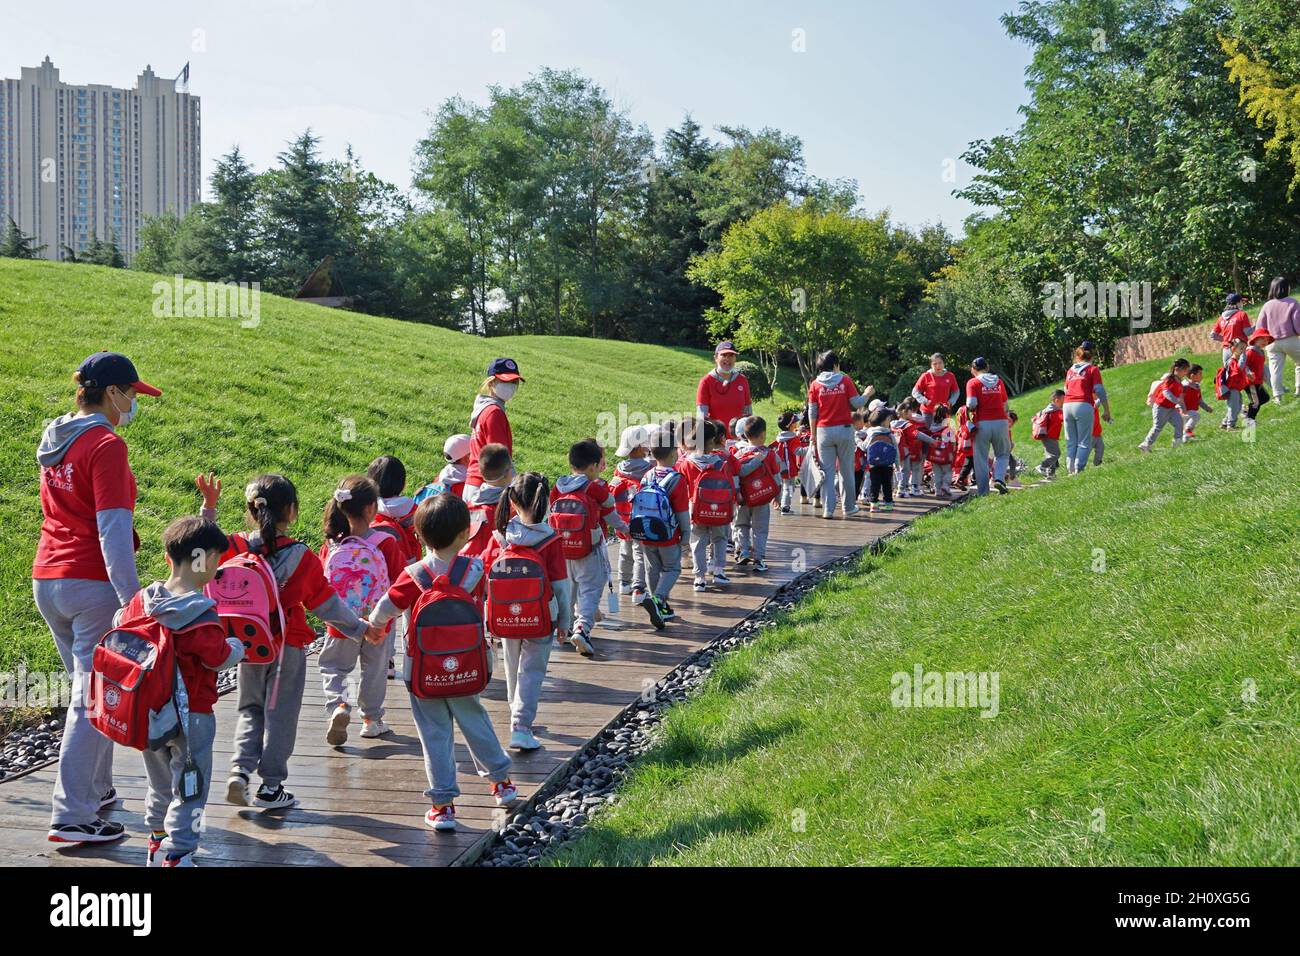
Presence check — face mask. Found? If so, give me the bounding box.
[111,388,137,426]
[493,381,518,402]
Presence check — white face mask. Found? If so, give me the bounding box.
[493,381,518,402]
[110,388,137,426]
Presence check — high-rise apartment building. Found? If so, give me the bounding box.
[0,57,200,262]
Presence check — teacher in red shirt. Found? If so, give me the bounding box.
[911,353,960,422]
[696,342,752,439]
[33,351,161,844]
[463,357,523,504]
[964,356,1011,496]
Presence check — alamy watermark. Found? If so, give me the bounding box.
[152,274,261,328]
[1,667,75,709]
[1041,275,1152,331]
[891,664,1000,718]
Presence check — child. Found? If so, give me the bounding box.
[438,434,471,500]
[677,418,740,591]
[609,425,662,630]
[133,517,243,867]
[1182,365,1214,439]
[1091,396,1105,465]
[732,416,782,572]
[1139,359,1190,452]
[551,438,632,655]
[637,420,691,622]
[367,494,518,831]
[1220,338,1249,428]
[795,411,821,509]
[771,411,802,514]
[864,408,897,513]
[954,404,974,489]
[196,473,381,810]
[1244,330,1271,421]
[850,409,867,502]
[481,472,572,751]
[1005,410,1022,481]
[319,475,405,744]
[460,443,513,560]
[368,455,418,681]
[925,404,957,497]
[1033,390,1065,478]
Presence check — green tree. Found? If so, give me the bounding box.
[0,217,45,258]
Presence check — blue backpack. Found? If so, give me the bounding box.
[629,471,680,543]
[866,438,897,468]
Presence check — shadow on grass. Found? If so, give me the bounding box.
[561,804,770,867]
[641,716,801,775]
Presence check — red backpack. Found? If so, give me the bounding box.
[1031,408,1059,441]
[372,512,421,563]
[548,484,600,560]
[736,449,779,507]
[485,531,556,638]
[690,458,737,526]
[89,596,218,751]
[405,557,491,698]
[607,474,638,541]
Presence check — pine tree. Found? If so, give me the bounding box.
[0,217,45,258]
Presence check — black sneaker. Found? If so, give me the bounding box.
[753,558,769,572]
[993,479,1008,495]
[254,784,298,809]
[48,819,126,844]
[98,787,119,810]
[735,555,752,567]
[638,594,665,630]
[657,599,676,621]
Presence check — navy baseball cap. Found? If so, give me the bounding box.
[714,341,738,356]
[76,351,161,396]
[971,356,989,371]
[1226,292,1244,305]
[486,357,524,382]
[1079,339,1096,351]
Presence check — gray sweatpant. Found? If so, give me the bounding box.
[1142,405,1184,448]
[1062,401,1094,473]
[231,645,306,789]
[780,478,796,510]
[501,637,554,730]
[33,578,118,826]
[900,455,923,492]
[971,419,1011,495]
[1039,437,1061,473]
[816,425,857,515]
[617,537,646,593]
[141,710,216,858]
[1184,409,1201,434]
[691,523,728,578]
[409,692,511,806]
[734,503,771,560]
[1093,435,1104,465]
[933,463,953,493]
[1223,390,1242,427]
[642,543,682,600]
[567,548,610,635]
[318,631,393,720]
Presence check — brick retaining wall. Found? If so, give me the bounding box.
[1112,321,1217,366]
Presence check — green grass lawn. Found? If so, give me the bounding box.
[0,259,805,673]
[548,352,1300,866]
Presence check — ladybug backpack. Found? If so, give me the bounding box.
[90,594,215,751]
[204,535,293,708]
[485,531,556,638]
[405,556,491,698]
[548,483,600,560]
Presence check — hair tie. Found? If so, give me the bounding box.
[250,496,267,510]
[333,488,353,503]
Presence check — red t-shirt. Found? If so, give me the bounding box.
[1214,310,1251,346]
[221,533,341,649]
[808,374,861,427]
[465,402,513,489]
[33,424,139,582]
[913,370,958,414]
[1244,348,1267,385]
[1153,375,1184,409]
[696,372,751,436]
[1184,383,1203,412]
[966,375,1009,422]
[1064,363,1103,404]
[1092,403,1103,438]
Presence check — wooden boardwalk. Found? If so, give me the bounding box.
[0,495,960,867]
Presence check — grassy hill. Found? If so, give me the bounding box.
[0,259,805,672]
[549,352,1300,865]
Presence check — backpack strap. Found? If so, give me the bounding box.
[447,555,474,589]
[407,559,436,592]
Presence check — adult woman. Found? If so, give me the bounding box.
[696,341,752,439]
[462,357,524,505]
[911,353,960,422]
[1253,277,1300,403]
[964,357,1011,495]
[33,351,161,843]
[807,350,869,518]
[1061,341,1112,474]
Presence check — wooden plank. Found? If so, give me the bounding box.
[0,497,958,867]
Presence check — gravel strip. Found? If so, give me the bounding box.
[471,518,932,867]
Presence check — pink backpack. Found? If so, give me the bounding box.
[206,544,286,665]
[324,531,391,620]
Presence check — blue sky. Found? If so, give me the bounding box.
[4,0,1033,233]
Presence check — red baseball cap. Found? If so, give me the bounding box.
[77,351,162,396]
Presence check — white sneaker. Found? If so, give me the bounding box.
[225,773,250,806]
[1137,444,1150,453]
[570,628,595,657]
[509,728,541,750]
[161,851,196,868]
[618,583,633,595]
[326,703,351,745]
[360,718,390,738]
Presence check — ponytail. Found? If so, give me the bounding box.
[244,474,298,556]
[323,474,379,543]
[498,471,549,534]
